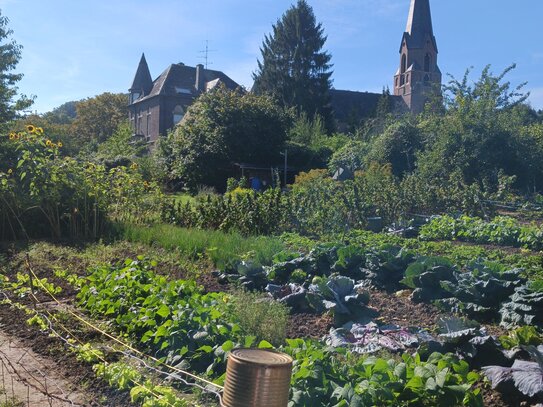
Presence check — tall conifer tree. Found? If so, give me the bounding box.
[252,0,334,131]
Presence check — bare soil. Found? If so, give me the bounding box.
[286,313,333,339]
[0,329,89,406]
[0,303,135,407]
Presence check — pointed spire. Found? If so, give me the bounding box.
[130,53,153,95]
[405,0,435,49]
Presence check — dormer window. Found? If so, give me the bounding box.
[175,87,191,94]
[131,92,141,104]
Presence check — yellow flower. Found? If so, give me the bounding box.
[7,169,13,175]
[130,163,138,170]
[26,125,36,133]
[57,141,63,148]
[36,127,44,135]
[46,140,53,147]
[9,133,15,140]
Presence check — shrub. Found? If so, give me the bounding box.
[0,126,164,240]
[229,290,290,347]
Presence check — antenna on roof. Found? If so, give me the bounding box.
[198,40,216,69]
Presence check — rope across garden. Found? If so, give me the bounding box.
[23,255,225,405]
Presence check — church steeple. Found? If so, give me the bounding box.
[394,0,441,113]
[405,0,435,48]
[129,53,153,104]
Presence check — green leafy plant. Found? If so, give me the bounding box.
[499,326,542,350]
[71,343,105,364]
[420,215,543,251]
[229,290,290,347]
[284,338,483,407]
[130,381,188,407]
[94,362,142,391]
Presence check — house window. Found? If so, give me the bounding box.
[175,87,192,94]
[137,111,143,134]
[146,109,151,137]
[173,105,185,125]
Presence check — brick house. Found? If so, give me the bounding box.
[129,0,440,139]
[128,54,241,143]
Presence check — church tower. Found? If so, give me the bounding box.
[394,0,441,113]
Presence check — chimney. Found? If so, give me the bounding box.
[195,64,205,92]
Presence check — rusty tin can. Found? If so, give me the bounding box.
[221,348,293,407]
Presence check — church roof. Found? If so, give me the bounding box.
[403,0,437,50]
[131,62,241,104]
[330,89,405,126]
[130,53,153,95]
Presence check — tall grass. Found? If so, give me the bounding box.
[120,223,284,269]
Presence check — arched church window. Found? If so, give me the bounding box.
[401,54,407,73]
[173,105,185,125]
[424,74,430,84]
[424,54,431,72]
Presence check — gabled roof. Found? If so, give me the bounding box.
[132,63,241,104]
[130,53,153,95]
[400,0,438,51]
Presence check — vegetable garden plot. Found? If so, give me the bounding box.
[4,235,543,406]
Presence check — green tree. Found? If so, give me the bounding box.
[416,64,538,192]
[365,119,421,177]
[42,100,78,125]
[252,0,333,131]
[97,120,146,161]
[328,140,368,173]
[168,86,290,191]
[0,10,33,125]
[72,92,128,145]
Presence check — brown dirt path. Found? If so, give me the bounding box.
[0,329,91,406]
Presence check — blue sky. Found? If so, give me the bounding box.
[1,0,542,113]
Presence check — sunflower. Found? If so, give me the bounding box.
[9,133,15,140]
[46,140,53,147]
[26,125,36,133]
[57,141,63,148]
[36,127,44,135]
[7,169,13,175]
